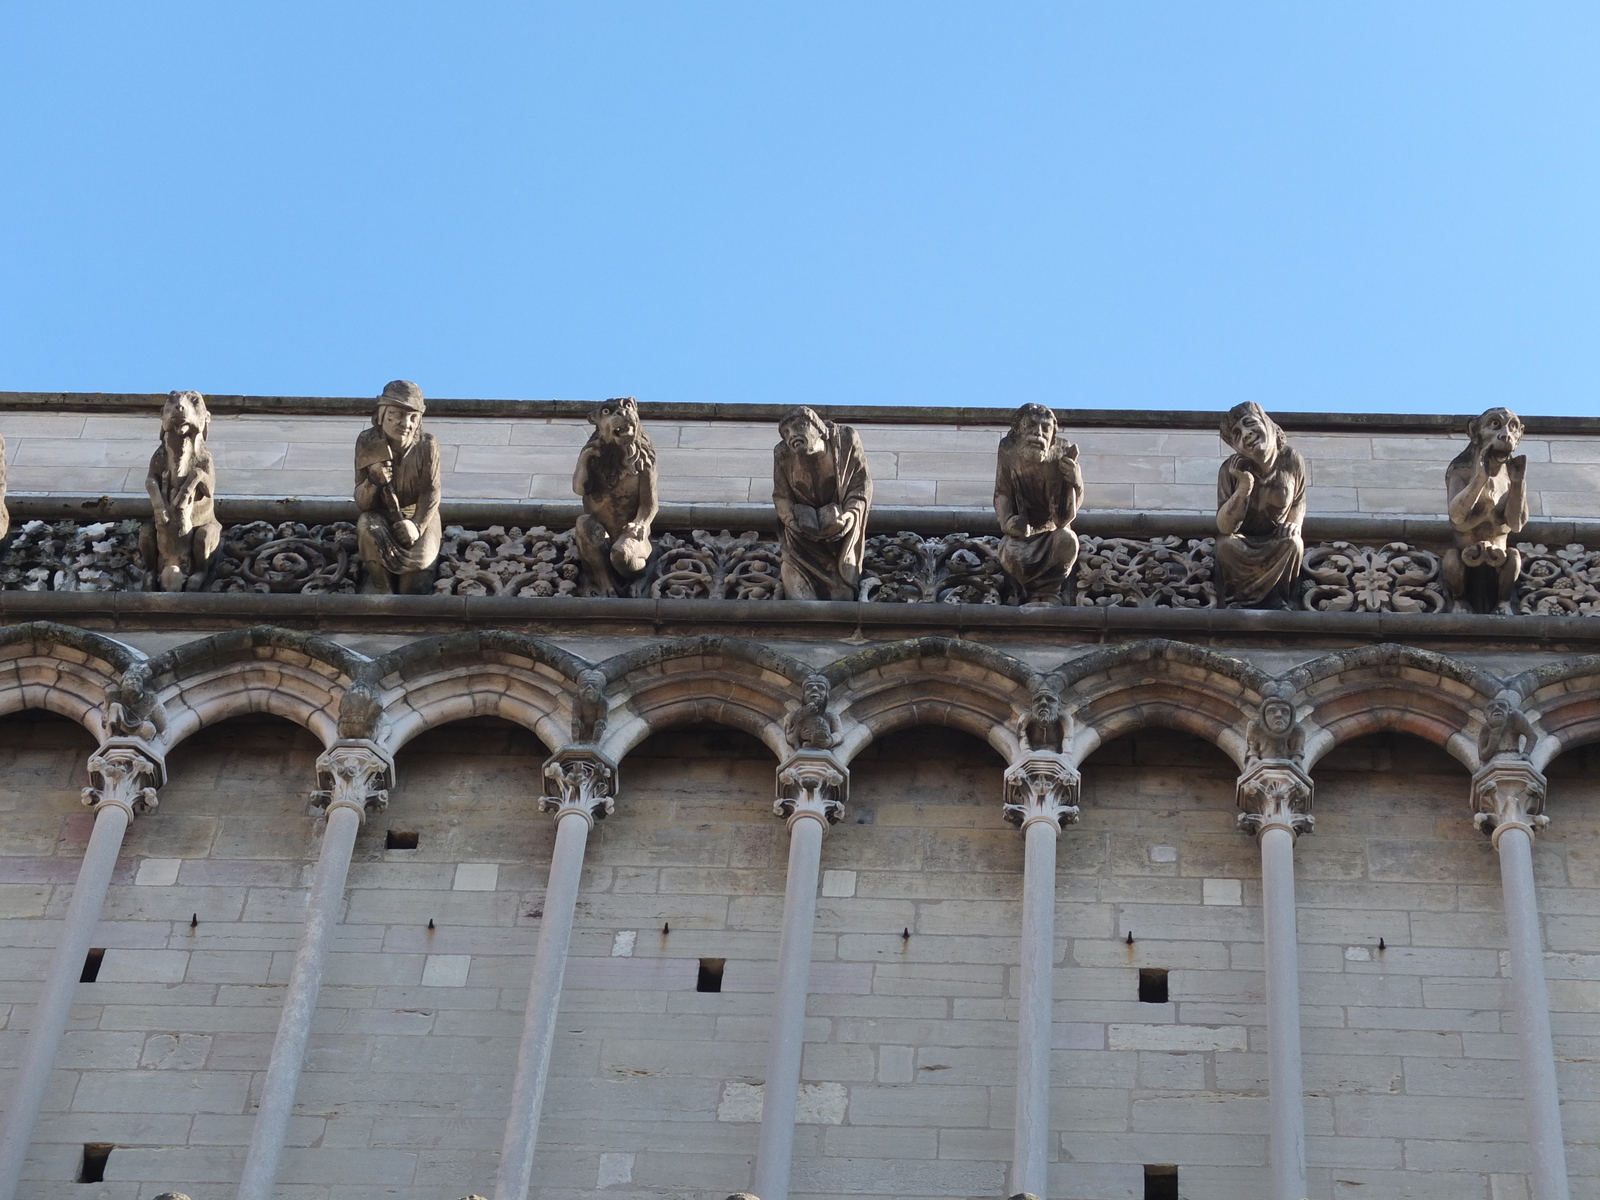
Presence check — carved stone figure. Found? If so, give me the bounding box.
[784,673,841,750]
[573,396,658,596]
[104,680,167,743]
[355,380,442,595]
[1216,402,1307,609]
[1444,407,1528,614]
[139,390,223,591]
[773,406,872,601]
[0,430,8,546]
[572,668,609,744]
[1478,694,1537,762]
[1245,688,1305,766]
[1018,682,1068,754]
[994,404,1083,606]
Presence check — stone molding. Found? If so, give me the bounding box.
[81,738,165,820]
[540,747,618,827]
[775,749,847,828]
[1002,752,1081,831]
[1236,760,1315,839]
[308,740,393,822]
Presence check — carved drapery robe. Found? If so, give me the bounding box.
[354,427,442,575]
[995,439,1082,604]
[774,423,872,601]
[1216,447,1307,606]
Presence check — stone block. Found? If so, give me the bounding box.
[420,954,472,987]
[1108,1024,1247,1052]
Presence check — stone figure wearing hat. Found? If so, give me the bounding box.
[355,380,442,594]
[1215,402,1307,609]
[994,403,1083,606]
[772,406,873,601]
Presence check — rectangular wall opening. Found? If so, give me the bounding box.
[1138,967,1169,1004]
[1144,1164,1178,1200]
[79,1144,113,1184]
[80,948,105,983]
[696,958,726,993]
[385,829,420,850]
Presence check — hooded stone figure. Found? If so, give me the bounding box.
[772,406,872,601]
[1216,402,1307,609]
[355,380,442,594]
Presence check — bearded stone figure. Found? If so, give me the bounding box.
[994,403,1083,606]
[773,406,872,601]
[140,390,223,591]
[355,380,442,595]
[573,396,658,596]
[1444,407,1529,614]
[1216,402,1307,609]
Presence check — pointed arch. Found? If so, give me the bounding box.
[1284,644,1499,772]
[1051,640,1268,769]
[1504,655,1600,771]
[364,631,590,755]
[823,638,1038,765]
[596,636,812,761]
[147,626,367,751]
[0,621,144,741]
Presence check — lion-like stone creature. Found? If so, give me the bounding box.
[573,396,658,596]
[773,406,872,601]
[994,403,1083,606]
[140,390,223,591]
[1216,402,1307,609]
[784,673,841,750]
[1444,407,1528,614]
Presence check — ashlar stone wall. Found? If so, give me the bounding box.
[2,715,1597,1200]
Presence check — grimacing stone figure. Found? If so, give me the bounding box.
[354,380,442,595]
[140,389,223,592]
[784,672,841,750]
[993,402,1083,606]
[572,395,658,596]
[1444,406,1529,614]
[772,405,872,601]
[1216,401,1307,609]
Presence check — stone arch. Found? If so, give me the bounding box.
[1504,655,1600,772]
[1051,640,1268,770]
[1284,644,1499,772]
[0,621,144,741]
[148,626,367,751]
[364,632,590,755]
[823,638,1038,765]
[597,636,812,762]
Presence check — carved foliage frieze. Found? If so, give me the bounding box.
[209,521,360,594]
[1,519,148,592]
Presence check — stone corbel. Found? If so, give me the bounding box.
[1471,756,1549,844]
[1236,759,1314,838]
[1002,752,1081,830]
[540,747,618,826]
[775,748,847,827]
[307,740,394,822]
[81,738,166,819]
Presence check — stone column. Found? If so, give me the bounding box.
[237,741,392,1200]
[1004,753,1080,1200]
[0,740,163,1200]
[752,749,847,1200]
[1236,759,1313,1200]
[494,748,617,1200]
[1473,758,1570,1200]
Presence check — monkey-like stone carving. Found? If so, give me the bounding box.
[994,403,1083,606]
[139,390,223,591]
[1478,694,1537,763]
[1216,402,1307,609]
[1018,682,1068,754]
[773,406,872,601]
[1244,688,1305,766]
[572,668,609,744]
[1444,407,1528,614]
[785,673,841,750]
[573,396,658,596]
[355,380,442,595]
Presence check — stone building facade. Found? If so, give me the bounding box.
[1,394,1599,1200]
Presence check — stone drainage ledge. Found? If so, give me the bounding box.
[6,589,1600,644]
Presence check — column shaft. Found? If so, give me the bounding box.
[752,812,826,1200]
[494,810,592,1200]
[0,802,130,1200]
[1010,818,1058,1198]
[1496,825,1570,1200]
[1260,824,1307,1200]
[237,802,363,1200]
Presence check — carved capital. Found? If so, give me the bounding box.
[1236,759,1314,838]
[81,739,165,819]
[308,740,393,821]
[1003,752,1081,830]
[775,748,847,828]
[540,747,618,826]
[1471,756,1548,844]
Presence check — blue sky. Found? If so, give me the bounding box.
[2,3,1597,415]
